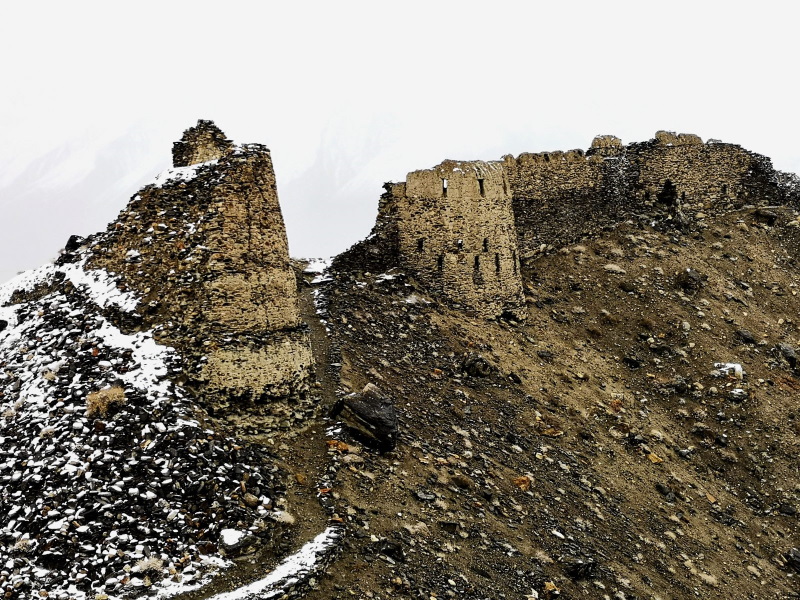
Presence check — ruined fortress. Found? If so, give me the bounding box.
[84,123,799,410]
[90,120,312,424]
[375,130,795,318]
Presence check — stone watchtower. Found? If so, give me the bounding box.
[395,160,525,319]
[90,121,312,427]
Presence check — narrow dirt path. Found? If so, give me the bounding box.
[173,271,341,599]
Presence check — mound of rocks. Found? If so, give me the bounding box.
[0,249,287,599]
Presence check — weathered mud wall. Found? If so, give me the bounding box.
[627,133,781,207]
[171,119,234,167]
[90,121,312,424]
[507,131,786,256]
[504,147,631,258]
[395,160,525,319]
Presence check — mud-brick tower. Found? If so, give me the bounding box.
[395,160,525,319]
[90,120,312,427]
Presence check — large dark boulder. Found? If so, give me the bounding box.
[778,342,798,369]
[331,383,398,451]
[64,234,85,252]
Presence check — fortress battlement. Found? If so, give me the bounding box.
[376,131,796,318]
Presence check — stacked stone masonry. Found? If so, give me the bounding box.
[386,131,796,318]
[90,121,312,420]
[172,119,234,168]
[392,160,525,320]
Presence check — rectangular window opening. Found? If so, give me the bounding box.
[442,178,448,197]
[478,178,485,197]
[417,238,424,252]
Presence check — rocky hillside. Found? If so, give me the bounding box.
[0,123,798,600]
[0,236,299,599]
[312,204,800,600]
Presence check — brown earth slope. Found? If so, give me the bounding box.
[300,206,799,600]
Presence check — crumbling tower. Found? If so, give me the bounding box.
[395,160,525,319]
[90,120,313,427]
[171,119,234,167]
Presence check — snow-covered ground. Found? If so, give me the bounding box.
[202,527,341,600]
[149,159,219,189]
[300,257,333,285]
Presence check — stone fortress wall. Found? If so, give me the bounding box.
[385,131,794,317]
[90,121,312,424]
[504,142,620,258]
[626,131,781,208]
[393,160,525,319]
[505,131,785,257]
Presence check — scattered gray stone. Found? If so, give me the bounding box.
[655,482,677,503]
[753,208,778,226]
[777,342,797,369]
[783,547,800,573]
[219,532,260,557]
[415,489,436,502]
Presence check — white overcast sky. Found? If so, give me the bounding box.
[1,0,798,283]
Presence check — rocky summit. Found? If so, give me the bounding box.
[0,122,798,600]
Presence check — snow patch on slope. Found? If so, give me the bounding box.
[204,527,341,600]
[149,159,218,188]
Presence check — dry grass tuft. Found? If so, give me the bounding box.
[86,386,126,418]
[13,538,33,553]
[134,557,163,573]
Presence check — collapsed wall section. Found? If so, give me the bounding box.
[172,119,234,167]
[396,160,525,319]
[89,121,312,426]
